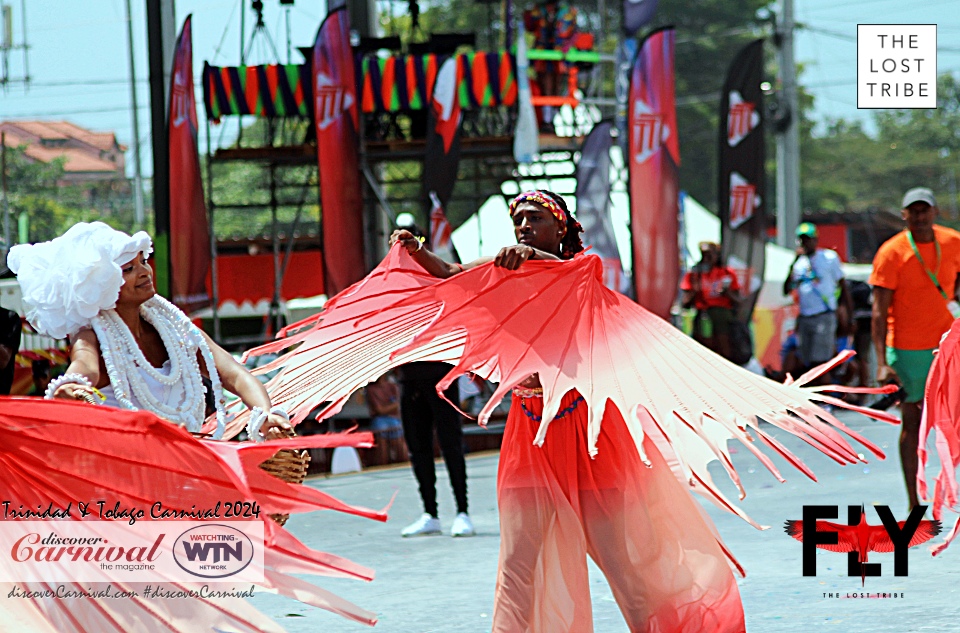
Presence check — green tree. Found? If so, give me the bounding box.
[801,74,960,221]
[204,119,320,241]
[2,143,141,244]
[647,0,774,209]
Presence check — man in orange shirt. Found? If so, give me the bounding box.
[681,241,742,361]
[870,187,960,509]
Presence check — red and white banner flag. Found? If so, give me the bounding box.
[628,27,679,319]
[719,39,766,320]
[313,6,365,297]
[168,15,211,314]
[428,191,460,264]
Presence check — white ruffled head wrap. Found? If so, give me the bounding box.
[8,222,153,339]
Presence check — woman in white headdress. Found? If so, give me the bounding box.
[8,221,288,440]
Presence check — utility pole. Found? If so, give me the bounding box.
[146,0,176,297]
[776,0,801,248]
[1,132,9,255]
[124,0,145,229]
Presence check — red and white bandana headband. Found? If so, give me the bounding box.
[509,191,567,236]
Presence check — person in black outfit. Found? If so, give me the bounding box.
[390,216,474,537]
[397,362,474,537]
[0,309,22,395]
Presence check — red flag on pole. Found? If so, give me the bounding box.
[628,27,680,319]
[313,6,365,297]
[168,15,211,313]
[422,57,462,224]
[428,191,460,264]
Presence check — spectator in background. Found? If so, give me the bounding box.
[871,187,960,510]
[29,358,52,396]
[0,309,21,396]
[680,241,742,361]
[396,362,473,537]
[783,223,852,381]
[365,372,403,440]
[839,279,875,397]
[392,216,474,539]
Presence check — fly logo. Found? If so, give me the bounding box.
[173,524,255,579]
[729,171,761,228]
[171,69,191,129]
[785,505,941,586]
[315,72,354,131]
[632,100,670,164]
[727,90,760,147]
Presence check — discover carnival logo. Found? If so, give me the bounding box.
[173,524,255,579]
[0,520,264,582]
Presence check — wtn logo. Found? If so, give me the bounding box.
[180,541,243,564]
[784,505,941,586]
[173,525,255,579]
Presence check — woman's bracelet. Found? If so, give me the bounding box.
[44,373,93,401]
[247,406,290,443]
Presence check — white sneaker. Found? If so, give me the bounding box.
[401,513,442,537]
[450,512,476,537]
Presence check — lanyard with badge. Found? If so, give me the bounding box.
[907,231,960,318]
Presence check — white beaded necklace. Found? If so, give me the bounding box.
[91,295,226,439]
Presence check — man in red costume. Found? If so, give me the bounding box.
[681,241,742,361]
[390,190,747,632]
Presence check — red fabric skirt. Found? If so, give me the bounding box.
[493,391,746,633]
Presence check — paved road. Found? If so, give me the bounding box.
[249,408,960,632]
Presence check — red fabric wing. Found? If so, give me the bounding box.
[388,254,892,526]
[211,244,461,437]
[919,319,960,556]
[0,398,382,629]
[257,248,893,529]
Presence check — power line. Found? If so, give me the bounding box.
[3,104,150,118]
[27,78,148,87]
[804,0,957,14]
[803,25,960,53]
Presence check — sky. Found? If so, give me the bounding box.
[1,0,959,180]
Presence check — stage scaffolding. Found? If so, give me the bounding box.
[201,5,621,348]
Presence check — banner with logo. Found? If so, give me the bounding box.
[624,0,659,37]
[313,6,365,297]
[0,520,264,582]
[628,27,679,319]
[719,39,765,321]
[575,120,624,292]
[422,57,462,223]
[168,16,211,314]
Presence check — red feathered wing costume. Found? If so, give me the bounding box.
[241,246,895,632]
[0,398,385,632]
[919,318,960,554]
